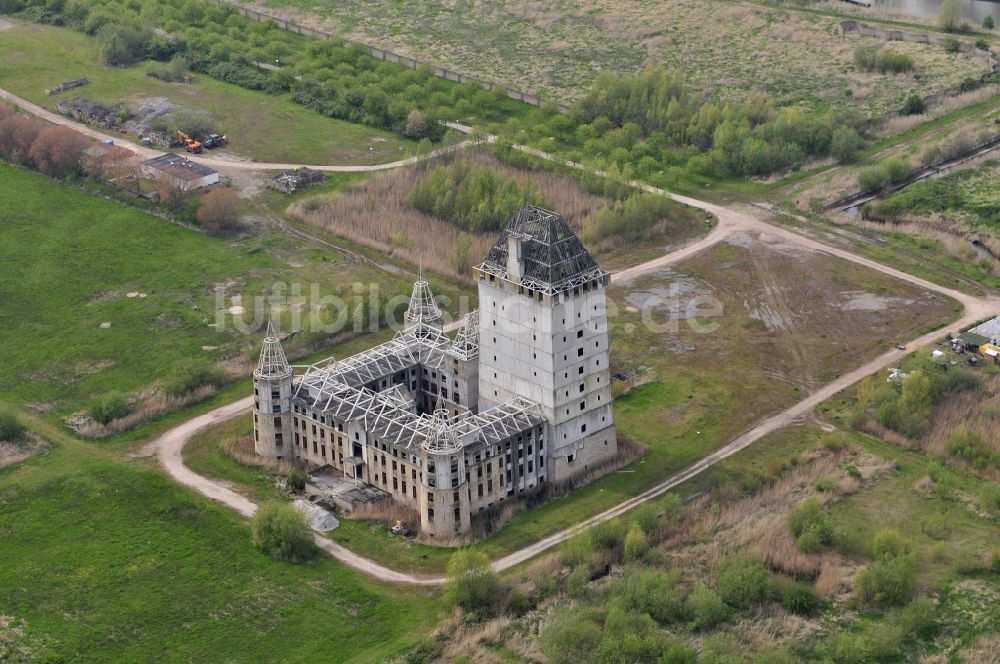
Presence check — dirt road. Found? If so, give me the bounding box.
[14,84,993,583]
[147,205,998,583]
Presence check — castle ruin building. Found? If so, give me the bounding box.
[253,206,618,537]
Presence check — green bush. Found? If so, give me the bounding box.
[446,550,502,621]
[897,596,940,640]
[902,93,926,115]
[623,524,649,562]
[541,609,602,664]
[591,518,627,552]
[506,587,532,615]
[686,582,729,630]
[984,16,995,30]
[788,498,833,544]
[946,426,994,468]
[858,164,891,191]
[631,503,660,534]
[565,564,591,598]
[613,567,687,625]
[855,553,918,607]
[814,476,838,493]
[797,524,826,554]
[88,392,129,425]
[560,533,594,567]
[830,126,863,163]
[250,501,316,563]
[717,557,774,609]
[287,468,307,493]
[0,408,25,443]
[816,632,868,664]
[869,528,911,561]
[780,580,818,615]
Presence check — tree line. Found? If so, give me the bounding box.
[1,0,514,141]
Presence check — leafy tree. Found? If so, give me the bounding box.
[939,0,961,32]
[250,501,316,562]
[855,553,917,607]
[27,125,87,177]
[196,187,243,234]
[830,125,863,163]
[788,497,833,549]
[446,549,501,621]
[901,370,932,417]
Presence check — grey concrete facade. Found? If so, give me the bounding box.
[252,207,618,539]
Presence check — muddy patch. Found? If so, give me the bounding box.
[0,19,15,32]
[840,291,915,312]
[624,270,718,322]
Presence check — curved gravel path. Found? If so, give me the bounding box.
[12,84,989,583]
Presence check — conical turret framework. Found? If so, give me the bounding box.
[404,272,442,328]
[450,310,479,360]
[423,409,461,453]
[255,320,292,379]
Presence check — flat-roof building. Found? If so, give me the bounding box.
[141,153,219,191]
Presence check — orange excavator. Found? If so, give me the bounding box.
[176,130,202,153]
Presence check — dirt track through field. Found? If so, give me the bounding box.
[147,196,998,584]
[8,85,995,584]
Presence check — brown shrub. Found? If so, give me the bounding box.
[28,125,88,177]
[0,115,43,163]
[196,187,242,234]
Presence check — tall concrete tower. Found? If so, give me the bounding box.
[252,321,293,459]
[476,206,617,484]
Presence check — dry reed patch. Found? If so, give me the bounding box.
[959,631,1000,664]
[922,373,1000,481]
[221,434,294,475]
[0,433,49,470]
[661,446,892,583]
[71,384,217,438]
[289,152,611,281]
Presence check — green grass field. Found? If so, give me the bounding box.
[0,162,457,426]
[257,0,986,113]
[0,415,439,663]
[0,21,437,165]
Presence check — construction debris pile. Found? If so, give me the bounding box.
[146,70,196,84]
[45,77,89,95]
[121,97,179,144]
[55,96,122,130]
[267,167,326,193]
